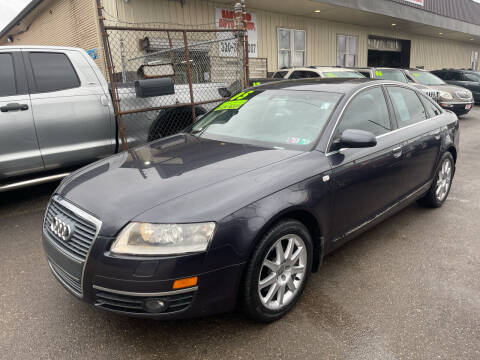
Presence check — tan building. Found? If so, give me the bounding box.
[1,0,480,76]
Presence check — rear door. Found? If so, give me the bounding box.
[0,50,44,180]
[328,86,404,240]
[24,49,114,171]
[385,86,442,196]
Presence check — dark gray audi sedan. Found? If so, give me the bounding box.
[43,79,459,322]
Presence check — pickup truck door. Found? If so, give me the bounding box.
[23,49,115,171]
[0,50,44,180]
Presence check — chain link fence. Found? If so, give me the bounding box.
[96,0,253,149]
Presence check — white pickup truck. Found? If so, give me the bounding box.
[0,46,224,191]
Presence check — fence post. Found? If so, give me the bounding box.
[241,0,250,88]
[183,31,196,122]
[95,0,129,151]
[235,3,245,89]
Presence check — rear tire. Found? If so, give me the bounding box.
[241,219,313,322]
[418,152,455,208]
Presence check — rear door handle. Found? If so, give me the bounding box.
[0,103,29,112]
[392,146,403,158]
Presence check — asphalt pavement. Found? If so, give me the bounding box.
[1,108,479,360]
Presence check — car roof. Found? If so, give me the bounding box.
[249,78,392,94]
[275,66,359,73]
[349,67,402,70]
[0,45,83,52]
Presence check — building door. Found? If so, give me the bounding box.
[367,36,411,68]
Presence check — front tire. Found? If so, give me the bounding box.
[241,219,313,322]
[418,152,455,208]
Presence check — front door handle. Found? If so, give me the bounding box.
[0,103,29,112]
[392,146,403,158]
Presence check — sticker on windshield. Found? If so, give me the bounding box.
[376,70,383,77]
[287,137,311,145]
[325,73,338,78]
[413,73,419,77]
[214,91,256,111]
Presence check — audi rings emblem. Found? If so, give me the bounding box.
[50,215,73,241]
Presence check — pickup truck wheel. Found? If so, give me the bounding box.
[241,219,313,322]
[147,106,206,142]
[418,152,455,208]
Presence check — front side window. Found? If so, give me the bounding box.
[322,71,364,79]
[409,71,445,85]
[0,53,17,97]
[189,90,342,150]
[387,86,427,127]
[464,72,480,82]
[337,35,358,67]
[278,28,306,68]
[422,96,443,117]
[29,52,80,93]
[337,87,391,137]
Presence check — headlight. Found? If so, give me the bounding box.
[439,91,453,100]
[111,222,216,255]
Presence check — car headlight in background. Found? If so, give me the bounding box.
[111,222,216,255]
[439,91,453,100]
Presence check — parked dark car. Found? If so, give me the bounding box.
[403,68,474,115]
[431,69,480,104]
[43,79,459,322]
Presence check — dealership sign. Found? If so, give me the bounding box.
[404,0,424,6]
[215,8,258,58]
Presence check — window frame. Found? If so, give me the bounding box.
[329,85,395,151]
[26,51,81,94]
[277,28,306,69]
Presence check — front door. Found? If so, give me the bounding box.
[0,50,44,180]
[24,50,114,171]
[328,86,404,240]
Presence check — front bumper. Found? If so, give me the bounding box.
[42,197,245,320]
[438,101,474,114]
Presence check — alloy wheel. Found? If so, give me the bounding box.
[258,234,307,310]
[436,158,453,202]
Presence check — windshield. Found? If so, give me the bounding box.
[410,71,446,85]
[322,71,365,78]
[377,69,407,83]
[189,90,342,150]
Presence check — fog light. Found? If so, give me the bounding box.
[144,298,167,313]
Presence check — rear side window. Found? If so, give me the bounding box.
[29,52,80,93]
[273,71,288,79]
[0,53,17,97]
[387,86,427,127]
[337,87,391,136]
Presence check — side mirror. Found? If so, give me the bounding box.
[335,129,377,149]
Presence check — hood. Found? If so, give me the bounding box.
[427,84,474,102]
[56,134,302,235]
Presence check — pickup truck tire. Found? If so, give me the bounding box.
[147,106,206,142]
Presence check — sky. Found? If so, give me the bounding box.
[0,0,31,32]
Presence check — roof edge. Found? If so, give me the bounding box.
[0,0,46,40]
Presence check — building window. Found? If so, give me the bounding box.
[278,28,306,68]
[337,35,358,67]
